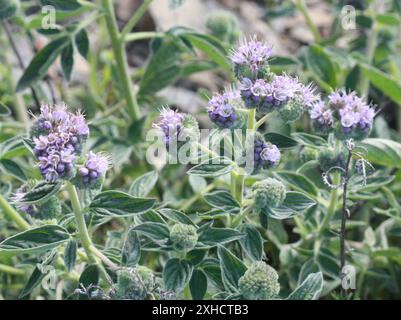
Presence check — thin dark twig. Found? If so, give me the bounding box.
[340,148,353,274]
[1,21,41,109]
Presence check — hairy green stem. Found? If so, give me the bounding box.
[65,182,117,282]
[255,113,270,129]
[294,0,322,43]
[124,31,161,43]
[319,173,340,233]
[0,263,25,276]
[121,0,154,41]
[0,194,30,231]
[101,0,141,120]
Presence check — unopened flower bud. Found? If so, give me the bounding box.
[170,223,198,251]
[238,261,280,300]
[252,178,286,211]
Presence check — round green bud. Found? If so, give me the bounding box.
[0,0,19,20]
[318,147,346,172]
[206,10,240,44]
[170,223,198,251]
[300,146,318,163]
[279,98,305,123]
[238,261,280,300]
[252,177,286,211]
[115,266,155,300]
[37,196,61,220]
[179,114,200,144]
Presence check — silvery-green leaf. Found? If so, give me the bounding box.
[163,258,193,292]
[287,272,324,300]
[129,171,159,197]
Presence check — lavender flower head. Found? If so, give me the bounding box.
[152,108,184,146]
[329,90,375,140]
[153,107,199,147]
[78,151,110,187]
[245,135,281,173]
[279,83,319,123]
[309,99,334,133]
[240,74,300,113]
[32,104,90,182]
[230,37,272,78]
[208,90,242,129]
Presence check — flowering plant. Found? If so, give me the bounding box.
[0,0,400,301]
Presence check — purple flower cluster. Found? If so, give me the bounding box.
[152,108,184,146]
[329,90,374,135]
[32,104,89,182]
[78,151,110,186]
[240,74,305,112]
[208,90,241,129]
[251,137,281,171]
[308,90,375,140]
[229,37,272,76]
[309,99,334,133]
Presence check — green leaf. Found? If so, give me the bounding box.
[40,0,81,11]
[359,63,401,105]
[204,190,240,214]
[187,157,234,177]
[265,192,316,220]
[132,222,170,243]
[79,264,99,287]
[139,38,181,95]
[287,272,324,300]
[61,43,74,81]
[17,36,70,91]
[198,227,244,246]
[121,229,141,267]
[0,159,26,181]
[264,132,298,149]
[64,239,77,272]
[361,138,401,168]
[275,171,319,197]
[89,191,155,216]
[75,28,89,59]
[376,13,401,26]
[163,258,193,292]
[0,0,19,20]
[190,269,207,300]
[0,225,70,256]
[182,33,231,71]
[189,175,207,193]
[304,44,337,89]
[238,223,263,261]
[373,248,401,265]
[19,267,46,298]
[0,102,11,116]
[181,60,217,76]
[217,246,247,292]
[18,181,62,204]
[292,132,327,147]
[129,171,158,197]
[159,208,196,226]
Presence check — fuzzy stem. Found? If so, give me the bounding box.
[294,0,322,43]
[319,173,340,233]
[101,0,141,120]
[0,264,25,276]
[0,194,30,231]
[66,182,96,263]
[124,31,161,43]
[120,0,154,41]
[255,113,270,129]
[66,182,119,275]
[247,108,256,131]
